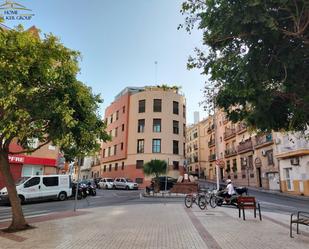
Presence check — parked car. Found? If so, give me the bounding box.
[98,178,114,189]
[113,178,138,190]
[151,176,177,191]
[0,175,72,204]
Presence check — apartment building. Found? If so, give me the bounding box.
[275,132,309,196]
[94,86,186,187]
[186,118,210,178]
[203,109,280,191]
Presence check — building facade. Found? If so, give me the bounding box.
[95,86,186,188]
[186,118,209,178]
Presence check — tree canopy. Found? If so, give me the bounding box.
[0,25,109,231]
[181,0,309,132]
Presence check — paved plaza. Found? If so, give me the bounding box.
[0,203,308,249]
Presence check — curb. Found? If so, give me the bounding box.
[142,193,186,198]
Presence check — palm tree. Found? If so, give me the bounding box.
[143,159,167,192]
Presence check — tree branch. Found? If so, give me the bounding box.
[9,139,51,155]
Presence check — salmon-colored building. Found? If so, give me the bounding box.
[92,86,186,188]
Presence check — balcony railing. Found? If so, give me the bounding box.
[207,124,215,133]
[254,133,273,148]
[237,122,247,134]
[209,154,216,162]
[208,139,215,147]
[224,128,236,140]
[238,138,253,154]
[224,148,237,158]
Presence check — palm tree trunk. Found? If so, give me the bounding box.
[0,151,29,231]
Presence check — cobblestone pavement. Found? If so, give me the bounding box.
[0,203,308,249]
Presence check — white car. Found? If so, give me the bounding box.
[98,178,114,189]
[113,178,138,190]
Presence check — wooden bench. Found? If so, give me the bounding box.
[290,211,309,238]
[237,196,262,221]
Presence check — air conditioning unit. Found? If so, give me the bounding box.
[275,138,281,145]
[290,157,300,166]
[261,150,267,156]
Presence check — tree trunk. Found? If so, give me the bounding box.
[154,175,160,193]
[0,151,29,231]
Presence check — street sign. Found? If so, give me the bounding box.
[215,159,224,166]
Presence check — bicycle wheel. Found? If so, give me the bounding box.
[198,195,207,210]
[210,196,217,208]
[184,195,193,208]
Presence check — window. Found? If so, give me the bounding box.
[152,139,161,153]
[109,164,112,171]
[139,100,145,113]
[121,162,124,170]
[138,119,145,133]
[173,101,179,114]
[24,177,40,188]
[43,177,58,187]
[183,124,186,137]
[108,147,111,157]
[173,120,179,134]
[153,119,161,132]
[103,165,106,172]
[137,139,144,153]
[121,142,124,150]
[116,111,119,120]
[183,105,186,118]
[136,160,144,169]
[103,149,105,158]
[115,127,118,137]
[153,99,162,112]
[114,145,117,155]
[135,178,144,184]
[266,150,274,165]
[122,124,125,131]
[115,163,118,171]
[173,161,179,170]
[173,140,179,154]
[110,115,113,124]
[123,106,125,113]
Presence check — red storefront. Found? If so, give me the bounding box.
[0,155,57,189]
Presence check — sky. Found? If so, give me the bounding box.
[2,0,208,124]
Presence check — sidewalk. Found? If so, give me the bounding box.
[0,203,308,249]
[200,179,309,201]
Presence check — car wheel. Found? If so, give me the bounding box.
[58,192,67,201]
[125,186,129,190]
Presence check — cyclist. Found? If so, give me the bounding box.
[224,179,235,203]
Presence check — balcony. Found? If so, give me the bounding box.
[224,148,237,158]
[224,128,236,141]
[207,124,215,134]
[237,122,247,134]
[209,154,216,162]
[193,145,198,150]
[238,138,253,154]
[208,139,215,148]
[276,134,309,159]
[254,133,273,149]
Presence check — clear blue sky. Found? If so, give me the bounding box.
[3,0,208,124]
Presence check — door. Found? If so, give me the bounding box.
[41,176,59,198]
[256,168,262,188]
[22,176,41,199]
[284,168,293,191]
[268,173,280,190]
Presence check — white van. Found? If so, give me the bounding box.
[0,175,72,203]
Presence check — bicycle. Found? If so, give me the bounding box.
[184,190,208,210]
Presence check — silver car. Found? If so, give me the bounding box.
[113,178,138,190]
[98,178,114,189]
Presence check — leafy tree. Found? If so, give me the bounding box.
[0,26,109,231]
[180,0,309,132]
[143,159,167,192]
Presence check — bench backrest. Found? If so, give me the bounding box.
[237,196,256,205]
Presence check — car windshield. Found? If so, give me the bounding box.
[15,177,30,186]
[107,179,114,182]
[126,179,133,182]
